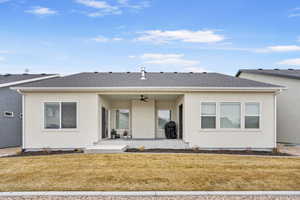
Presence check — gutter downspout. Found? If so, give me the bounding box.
[16,89,25,151]
[274,88,283,149]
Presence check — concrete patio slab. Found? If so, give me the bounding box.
[0,147,20,157]
[84,145,128,153]
[278,143,300,156]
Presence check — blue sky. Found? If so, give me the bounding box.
[0,0,300,75]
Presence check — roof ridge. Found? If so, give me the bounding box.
[84,71,213,74]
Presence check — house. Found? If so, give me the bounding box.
[12,69,283,151]
[0,73,59,148]
[237,69,300,144]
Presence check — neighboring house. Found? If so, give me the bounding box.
[237,69,300,144]
[13,69,283,151]
[0,73,59,148]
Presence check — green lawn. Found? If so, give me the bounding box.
[0,153,299,191]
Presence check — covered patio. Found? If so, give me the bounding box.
[98,93,184,142]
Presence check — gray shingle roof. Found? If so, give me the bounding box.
[236,69,300,80]
[15,72,281,88]
[0,74,56,84]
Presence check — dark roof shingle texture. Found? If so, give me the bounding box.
[16,72,281,88]
[0,74,55,84]
[237,69,300,80]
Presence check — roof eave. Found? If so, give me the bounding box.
[236,70,300,80]
[11,86,284,93]
[0,75,60,88]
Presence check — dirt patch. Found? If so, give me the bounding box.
[126,148,291,156]
[4,148,292,157]
[4,150,83,158]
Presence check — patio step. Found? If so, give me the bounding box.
[98,139,190,149]
[84,145,128,154]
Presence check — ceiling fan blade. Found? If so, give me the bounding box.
[140,95,148,102]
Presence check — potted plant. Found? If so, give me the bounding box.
[111,129,117,139]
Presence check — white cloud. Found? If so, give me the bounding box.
[289,13,300,17]
[141,53,184,60]
[92,35,109,42]
[76,0,117,9]
[130,53,208,72]
[257,45,300,53]
[141,53,199,66]
[91,35,123,42]
[75,0,121,16]
[0,57,5,62]
[183,67,207,72]
[278,58,300,66]
[75,0,150,17]
[0,50,9,54]
[136,30,225,44]
[25,6,57,15]
[87,10,122,16]
[289,8,300,17]
[117,0,150,9]
[0,0,10,3]
[112,37,123,41]
[288,7,300,17]
[132,53,205,71]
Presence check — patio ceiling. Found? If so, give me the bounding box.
[100,94,181,101]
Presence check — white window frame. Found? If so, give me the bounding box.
[200,102,217,129]
[3,111,14,118]
[220,102,242,130]
[157,109,172,130]
[42,101,79,131]
[244,102,261,130]
[115,109,130,130]
[200,101,262,132]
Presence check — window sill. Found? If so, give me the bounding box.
[199,129,262,133]
[42,129,79,132]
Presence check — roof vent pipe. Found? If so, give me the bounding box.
[140,66,146,80]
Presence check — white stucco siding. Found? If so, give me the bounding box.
[131,99,155,139]
[184,92,276,149]
[22,90,276,149]
[239,72,300,144]
[23,92,99,149]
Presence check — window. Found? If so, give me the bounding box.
[116,109,129,129]
[61,102,77,128]
[4,111,14,118]
[201,103,216,129]
[158,110,171,129]
[245,103,260,129]
[220,103,241,128]
[44,103,60,129]
[44,102,77,129]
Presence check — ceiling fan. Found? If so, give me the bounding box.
[140,95,149,102]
